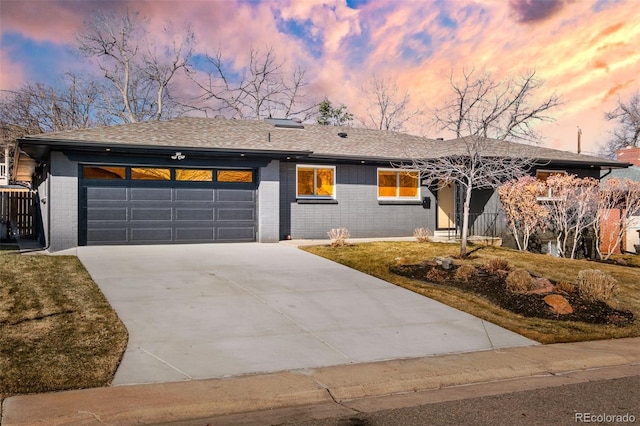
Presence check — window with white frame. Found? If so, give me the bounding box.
[296,165,336,198]
[377,168,420,200]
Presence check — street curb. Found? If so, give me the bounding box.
[3,338,640,425]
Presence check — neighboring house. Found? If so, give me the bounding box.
[1,145,36,241]
[15,117,627,252]
[601,147,640,254]
[0,146,9,186]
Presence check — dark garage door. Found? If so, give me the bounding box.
[80,166,257,245]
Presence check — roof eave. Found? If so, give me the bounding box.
[18,138,314,160]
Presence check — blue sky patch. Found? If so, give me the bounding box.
[190,53,242,82]
[437,12,457,29]
[401,31,433,63]
[275,15,323,59]
[2,33,74,86]
[346,0,369,9]
[592,0,623,12]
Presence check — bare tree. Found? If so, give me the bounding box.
[544,174,600,259]
[435,68,561,143]
[0,73,104,180]
[76,10,194,123]
[359,74,421,132]
[412,137,535,256]
[0,73,104,136]
[595,178,640,259]
[408,70,559,256]
[188,47,317,120]
[498,176,548,251]
[600,92,640,158]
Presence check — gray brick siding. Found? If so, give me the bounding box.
[279,162,436,239]
[258,160,280,242]
[48,151,79,251]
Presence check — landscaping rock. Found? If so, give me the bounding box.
[434,257,454,270]
[544,294,573,315]
[390,262,634,325]
[528,278,554,294]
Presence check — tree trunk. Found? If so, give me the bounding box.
[460,184,472,257]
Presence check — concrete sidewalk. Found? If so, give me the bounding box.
[3,337,639,425]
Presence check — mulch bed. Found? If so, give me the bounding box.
[390,262,634,326]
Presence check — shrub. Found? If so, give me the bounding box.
[555,280,576,294]
[482,258,511,273]
[414,227,434,243]
[576,270,618,302]
[454,264,476,282]
[505,269,535,293]
[327,227,350,247]
[426,267,445,283]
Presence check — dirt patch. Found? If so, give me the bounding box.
[390,262,634,326]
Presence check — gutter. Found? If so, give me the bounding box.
[18,139,315,162]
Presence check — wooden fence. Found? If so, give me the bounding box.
[0,190,36,239]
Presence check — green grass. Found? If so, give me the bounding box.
[0,252,128,398]
[302,242,640,344]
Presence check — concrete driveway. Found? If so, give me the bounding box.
[77,243,536,386]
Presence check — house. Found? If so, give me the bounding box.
[1,146,9,186]
[600,147,640,254]
[16,117,627,252]
[2,145,37,241]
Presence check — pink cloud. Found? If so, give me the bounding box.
[0,48,26,90]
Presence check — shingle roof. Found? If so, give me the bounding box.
[19,117,626,168]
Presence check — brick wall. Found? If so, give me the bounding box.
[616,147,640,166]
[49,151,79,251]
[279,162,435,240]
[258,160,280,242]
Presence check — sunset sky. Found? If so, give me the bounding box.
[1,0,639,156]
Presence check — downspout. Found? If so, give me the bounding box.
[45,168,51,251]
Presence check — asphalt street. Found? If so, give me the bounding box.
[296,375,640,426]
[156,366,639,426]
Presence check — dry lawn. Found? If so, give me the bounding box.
[0,252,128,397]
[303,242,640,344]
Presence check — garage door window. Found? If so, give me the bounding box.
[217,170,253,183]
[176,169,213,181]
[83,166,126,180]
[131,167,171,180]
[82,165,256,184]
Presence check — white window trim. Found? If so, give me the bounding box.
[377,168,421,201]
[536,169,567,201]
[295,164,337,199]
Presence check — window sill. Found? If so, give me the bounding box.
[297,199,339,204]
[378,200,422,205]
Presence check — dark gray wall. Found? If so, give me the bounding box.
[280,162,435,239]
[44,150,276,251]
[48,151,79,251]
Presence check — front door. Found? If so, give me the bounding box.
[437,184,455,230]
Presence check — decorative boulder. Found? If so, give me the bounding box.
[528,278,554,294]
[434,257,454,270]
[544,294,573,315]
